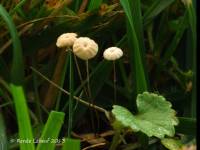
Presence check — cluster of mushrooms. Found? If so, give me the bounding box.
[56,32,123,102]
[56,32,123,61]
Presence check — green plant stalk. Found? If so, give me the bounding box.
[182,0,196,117]
[36,111,65,150]
[55,54,69,111]
[162,13,188,64]
[186,1,196,117]
[120,0,148,94]
[68,50,74,137]
[109,131,121,150]
[62,138,80,150]
[0,5,35,150]
[119,0,149,147]
[73,0,82,12]
[9,85,35,150]
[32,59,43,124]
[10,0,26,16]
[143,0,175,26]
[88,0,103,11]
[147,23,154,51]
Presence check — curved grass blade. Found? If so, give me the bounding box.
[0,5,35,150]
[161,13,188,64]
[55,54,70,110]
[143,0,175,26]
[88,0,103,11]
[119,0,148,94]
[184,0,197,117]
[36,111,65,150]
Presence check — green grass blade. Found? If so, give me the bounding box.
[153,10,169,54]
[121,0,145,52]
[62,138,80,150]
[36,111,65,150]
[88,0,103,11]
[175,117,196,136]
[119,0,149,146]
[55,54,70,111]
[0,113,7,150]
[0,5,35,150]
[162,13,188,64]
[184,0,196,117]
[119,0,148,94]
[143,0,175,26]
[32,59,43,124]
[68,50,74,137]
[10,0,27,16]
[73,0,83,12]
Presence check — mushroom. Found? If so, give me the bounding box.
[103,47,123,61]
[56,33,78,48]
[56,32,78,137]
[73,37,99,98]
[103,47,123,104]
[73,37,98,60]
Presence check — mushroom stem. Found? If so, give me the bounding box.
[113,61,117,104]
[86,60,96,134]
[74,54,89,97]
[68,49,74,137]
[86,60,92,98]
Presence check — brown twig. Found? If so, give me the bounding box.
[78,0,88,14]
[30,66,108,114]
[43,49,67,108]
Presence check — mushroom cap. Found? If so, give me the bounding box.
[73,37,98,60]
[103,47,123,61]
[56,33,77,48]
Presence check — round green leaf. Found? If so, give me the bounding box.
[112,92,179,138]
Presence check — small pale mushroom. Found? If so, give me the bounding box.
[56,33,78,48]
[73,37,98,60]
[73,37,98,99]
[103,47,123,61]
[103,47,123,104]
[56,32,78,137]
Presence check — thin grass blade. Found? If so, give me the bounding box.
[88,0,103,11]
[0,5,35,150]
[119,0,148,94]
[143,0,175,26]
[62,138,80,150]
[184,0,197,117]
[68,50,74,137]
[36,111,65,150]
[162,13,188,64]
